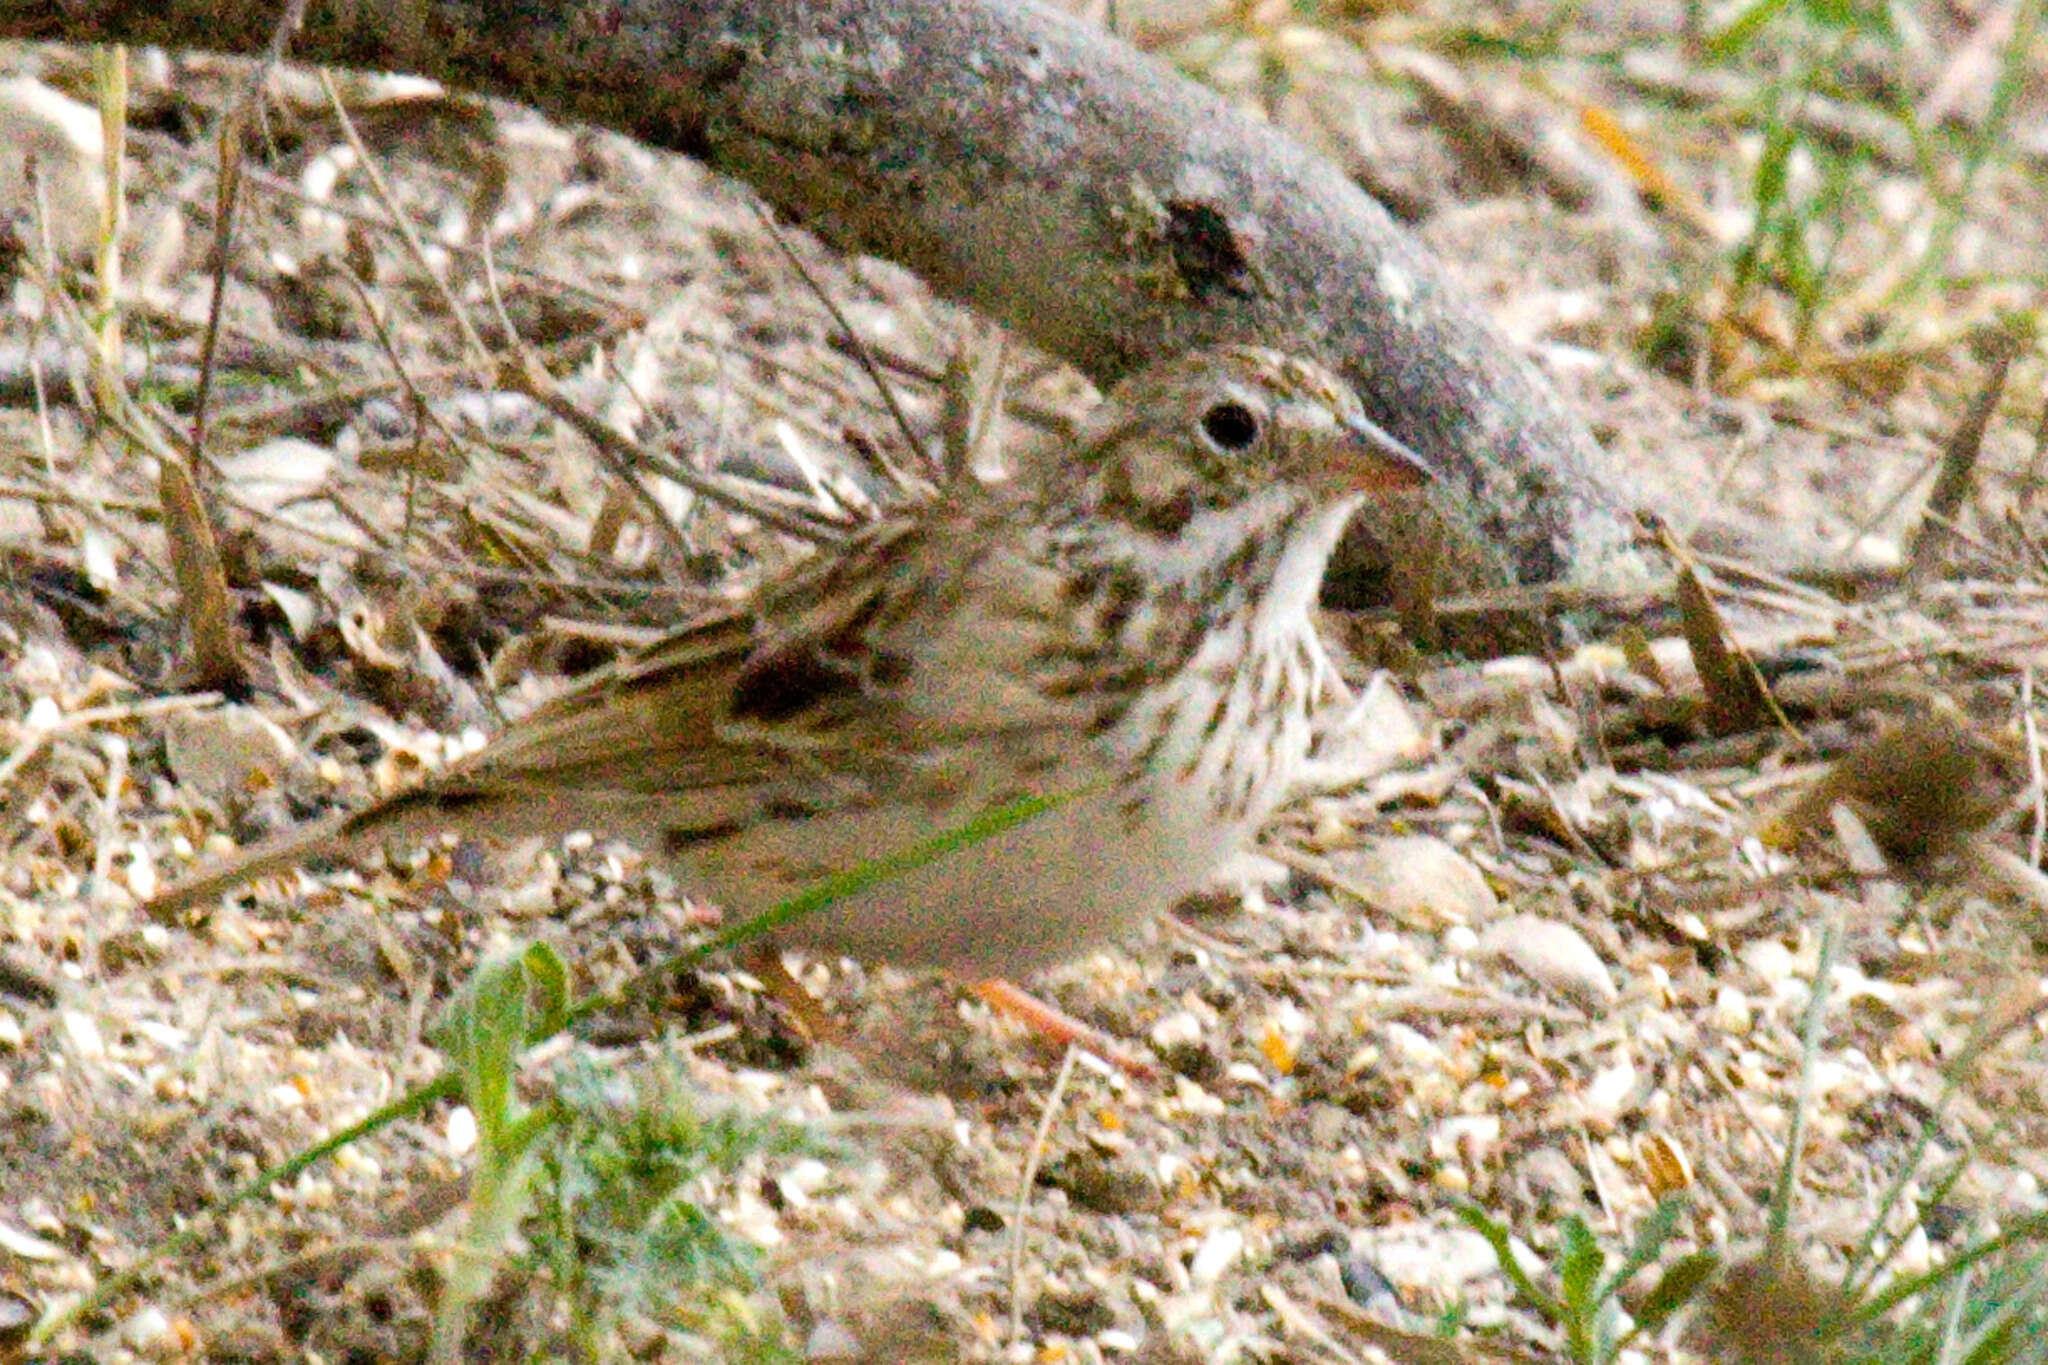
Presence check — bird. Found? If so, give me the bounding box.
[148,345,1431,988]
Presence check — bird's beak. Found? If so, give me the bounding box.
[1318,411,1434,494]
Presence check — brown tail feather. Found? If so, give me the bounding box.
[144,811,368,919]
[143,779,673,919]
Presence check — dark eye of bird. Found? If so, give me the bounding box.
[1200,401,1260,452]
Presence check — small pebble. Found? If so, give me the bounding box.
[1188,1225,1243,1284]
[1713,984,1754,1034]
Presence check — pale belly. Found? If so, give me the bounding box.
[684,776,1249,979]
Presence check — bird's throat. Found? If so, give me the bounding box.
[1249,497,1361,645]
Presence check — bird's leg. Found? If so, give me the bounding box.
[743,948,1156,1080]
[971,978,1160,1081]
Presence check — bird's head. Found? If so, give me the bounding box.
[1076,345,1432,536]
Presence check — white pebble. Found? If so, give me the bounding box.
[1713,984,1753,1034]
[1188,1224,1244,1284]
[60,1009,104,1060]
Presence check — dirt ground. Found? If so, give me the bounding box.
[2,2,2047,1360]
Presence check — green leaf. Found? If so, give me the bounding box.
[1558,1217,1606,1359]
[1457,1205,1563,1320]
[1559,1217,1605,1311]
[1799,0,1857,30]
[1752,121,1797,218]
[519,941,570,1043]
[1707,0,1796,60]
[454,947,539,1140]
[1605,1197,1688,1300]
[1803,0,1895,39]
[1637,1252,1722,1331]
[438,942,570,1148]
[1772,214,1816,303]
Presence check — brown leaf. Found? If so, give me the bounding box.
[157,456,247,693]
[1690,1255,1846,1365]
[1769,710,2026,863]
[1674,562,1769,734]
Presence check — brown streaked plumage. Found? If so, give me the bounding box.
[149,347,1430,976]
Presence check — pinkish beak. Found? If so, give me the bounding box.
[1325,411,1434,494]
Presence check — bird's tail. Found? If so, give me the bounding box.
[143,776,664,919]
[145,779,481,918]
[145,811,370,919]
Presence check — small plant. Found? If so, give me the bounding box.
[1653,0,2040,384]
[429,941,810,1362]
[1459,1197,1717,1364]
[34,791,1076,1352]
[530,1050,810,1362]
[427,941,570,1363]
[1462,919,2048,1363]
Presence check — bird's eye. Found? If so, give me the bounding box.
[1200,401,1260,451]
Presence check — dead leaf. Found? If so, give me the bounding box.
[1474,914,1618,1011]
[158,456,247,694]
[1321,835,1499,930]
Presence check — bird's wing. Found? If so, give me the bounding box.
[365,500,1099,845]
[147,506,1098,915]
[721,505,1103,753]
[390,514,946,805]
